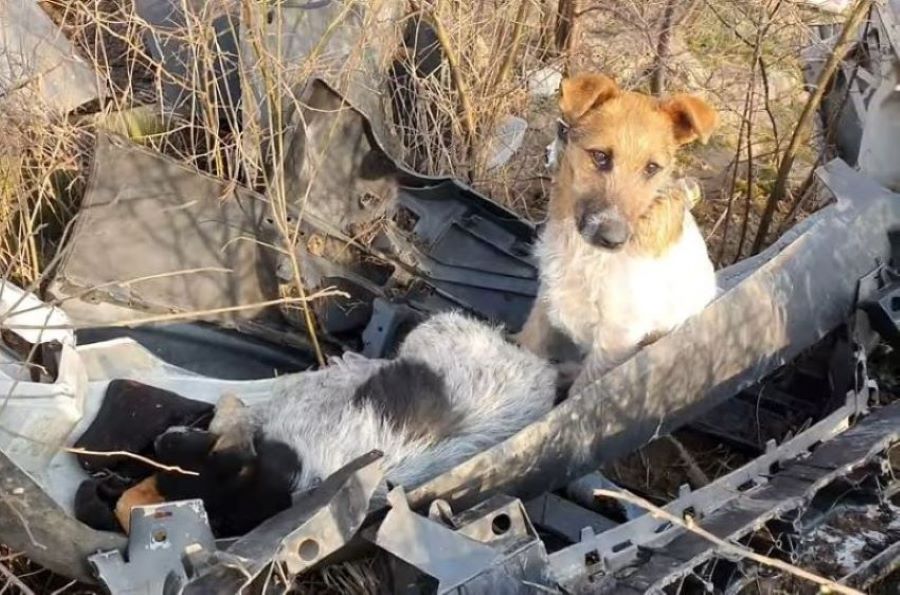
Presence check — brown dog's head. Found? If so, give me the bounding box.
[551,73,717,254]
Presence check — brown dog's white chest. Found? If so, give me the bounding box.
[534,216,716,371]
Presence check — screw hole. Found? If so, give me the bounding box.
[151,529,167,543]
[298,539,320,562]
[491,513,511,535]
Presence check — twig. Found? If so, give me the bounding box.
[714,0,784,264]
[649,0,679,96]
[0,267,234,324]
[2,289,348,331]
[0,493,45,551]
[412,0,477,163]
[715,65,755,265]
[664,435,709,488]
[554,0,579,68]
[757,53,781,154]
[49,580,78,595]
[734,2,784,263]
[751,0,873,255]
[0,561,36,595]
[64,447,200,476]
[776,17,871,237]
[594,489,865,595]
[701,0,782,148]
[238,0,354,368]
[491,0,531,91]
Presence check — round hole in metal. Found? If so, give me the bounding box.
[491,513,511,536]
[298,538,320,562]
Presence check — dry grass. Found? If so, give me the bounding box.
[0,0,870,592]
[1,0,842,284]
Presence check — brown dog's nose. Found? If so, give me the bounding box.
[577,207,631,250]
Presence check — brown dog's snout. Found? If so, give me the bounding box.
[576,201,631,250]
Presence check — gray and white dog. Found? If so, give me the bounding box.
[199,312,556,518]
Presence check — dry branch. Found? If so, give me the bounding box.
[554,0,578,64]
[1,290,348,331]
[0,561,37,595]
[491,0,532,91]
[751,0,873,255]
[649,0,680,96]
[411,0,478,161]
[664,435,709,488]
[64,447,200,476]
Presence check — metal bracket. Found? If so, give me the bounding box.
[179,451,384,593]
[372,488,555,594]
[90,500,215,595]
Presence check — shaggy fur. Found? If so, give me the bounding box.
[519,73,718,375]
[213,312,557,497]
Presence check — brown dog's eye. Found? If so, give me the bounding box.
[590,150,612,171]
[645,162,661,177]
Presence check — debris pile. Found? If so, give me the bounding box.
[0,2,899,593]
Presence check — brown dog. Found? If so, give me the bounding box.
[518,73,719,380]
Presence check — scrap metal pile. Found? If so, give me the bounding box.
[1,1,900,593]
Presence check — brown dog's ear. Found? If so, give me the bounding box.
[559,74,619,124]
[661,94,718,145]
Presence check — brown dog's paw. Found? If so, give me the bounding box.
[115,475,165,534]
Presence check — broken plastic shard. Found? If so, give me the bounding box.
[373,488,554,593]
[89,500,216,595]
[239,0,404,176]
[0,0,102,113]
[46,134,288,341]
[0,281,86,478]
[483,115,528,170]
[133,0,240,120]
[526,66,563,98]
